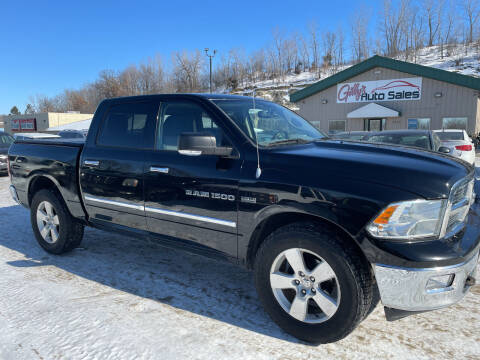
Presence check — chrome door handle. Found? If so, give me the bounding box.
[84,160,100,167]
[150,166,169,174]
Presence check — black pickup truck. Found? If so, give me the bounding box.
[8,94,479,344]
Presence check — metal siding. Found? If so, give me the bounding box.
[298,67,478,133]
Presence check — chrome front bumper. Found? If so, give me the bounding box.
[374,252,479,311]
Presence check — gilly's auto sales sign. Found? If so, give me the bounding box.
[337,77,422,103]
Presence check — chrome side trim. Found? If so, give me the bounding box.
[84,160,100,167]
[178,150,202,156]
[145,206,236,228]
[150,166,169,174]
[83,195,236,228]
[84,195,144,211]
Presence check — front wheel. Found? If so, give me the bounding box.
[254,222,374,344]
[31,189,84,254]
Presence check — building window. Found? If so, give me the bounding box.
[442,117,467,130]
[329,120,346,134]
[408,118,430,130]
[311,120,321,129]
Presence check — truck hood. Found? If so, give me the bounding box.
[269,140,473,199]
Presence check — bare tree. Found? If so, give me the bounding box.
[380,0,410,56]
[298,34,311,72]
[62,90,89,112]
[137,55,164,94]
[30,94,62,113]
[24,104,34,114]
[171,50,204,92]
[351,8,371,62]
[119,65,141,95]
[272,28,287,80]
[410,8,425,62]
[308,22,320,71]
[460,0,480,43]
[336,26,345,68]
[424,0,444,47]
[322,31,338,73]
[284,33,299,74]
[440,0,457,58]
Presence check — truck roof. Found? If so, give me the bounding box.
[103,93,255,103]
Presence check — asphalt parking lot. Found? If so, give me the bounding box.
[0,170,479,359]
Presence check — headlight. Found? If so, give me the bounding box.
[0,155,7,161]
[366,199,447,240]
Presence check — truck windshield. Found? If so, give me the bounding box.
[211,98,326,146]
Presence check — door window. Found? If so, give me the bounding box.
[156,101,229,151]
[97,102,158,149]
[328,120,346,134]
[369,119,382,131]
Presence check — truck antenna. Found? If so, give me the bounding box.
[253,88,262,179]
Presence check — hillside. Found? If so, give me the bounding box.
[231,43,480,110]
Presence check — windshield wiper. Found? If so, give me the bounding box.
[266,138,312,147]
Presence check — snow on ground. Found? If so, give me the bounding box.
[0,175,479,359]
[412,45,480,77]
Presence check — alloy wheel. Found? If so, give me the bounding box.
[36,201,60,244]
[269,248,341,323]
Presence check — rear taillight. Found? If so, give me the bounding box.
[455,145,473,151]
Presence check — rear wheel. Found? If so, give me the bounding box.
[254,222,374,344]
[31,189,84,254]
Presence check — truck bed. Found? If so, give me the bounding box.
[8,140,86,220]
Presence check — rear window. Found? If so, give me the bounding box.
[97,102,158,149]
[436,131,464,141]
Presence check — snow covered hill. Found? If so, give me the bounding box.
[233,43,480,108]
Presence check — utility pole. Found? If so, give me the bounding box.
[204,48,216,93]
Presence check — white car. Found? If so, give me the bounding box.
[433,129,476,165]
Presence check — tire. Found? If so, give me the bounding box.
[363,280,381,320]
[254,222,374,344]
[30,189,84,254]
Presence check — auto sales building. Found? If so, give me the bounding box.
[290,55,480,135]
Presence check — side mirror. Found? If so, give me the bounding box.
[178,132,233,157]
[438,146,451,154]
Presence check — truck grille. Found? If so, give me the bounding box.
[443,177,475,236]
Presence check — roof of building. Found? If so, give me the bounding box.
[347,103,400,118]
[290,55,480,103]
[47,119,92,131]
